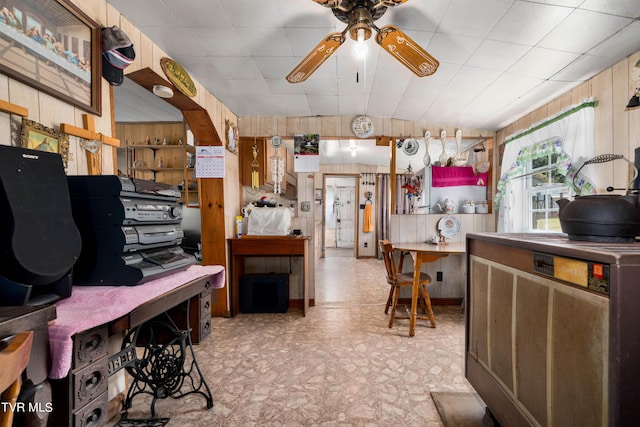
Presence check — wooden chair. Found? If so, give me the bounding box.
[0,331,34,427]
[379,240,432,329]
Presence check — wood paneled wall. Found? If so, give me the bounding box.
[238,115,494,140]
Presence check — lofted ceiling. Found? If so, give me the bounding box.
[109,0,640,132]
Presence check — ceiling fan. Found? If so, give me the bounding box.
[286,0,439,83]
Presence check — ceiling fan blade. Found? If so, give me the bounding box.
[376,25,439,77]
[286,32,345,83]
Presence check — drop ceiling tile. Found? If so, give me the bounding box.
[488,1,572,46]
[588,20,640,61]
[508,47,581,80]
[265,78,307,95]
[377,0,447,32]
[220,0,283,28]
[255,57,299,80]
[211,57,262,80]
[580,0,640,18]
[134,26,197,57]
[471,73,544,111]
[237,28,293,57]
[305,95,339,116]
[551,53,616,82]
[541,0,583,7]
[438,0,513,38]
[163,0,229,27]
[277,0,337,28]
[225,78,272,96]
[538,9,632,54]
[302,77,339,96]
[466,40,531,71]
[106,0,173,26]
[428,33,483,65]
[175,56,226,81]
[339,94,372,116]
[186,27,249,56]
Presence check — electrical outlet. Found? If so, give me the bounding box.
[301,201,311,211]
[364,242,368,248]
[436,271,443,281]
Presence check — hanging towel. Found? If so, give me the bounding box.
[363,203,373,233]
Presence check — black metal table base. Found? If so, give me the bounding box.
[115,305,213,424]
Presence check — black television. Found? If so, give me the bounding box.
[180,207,202,261]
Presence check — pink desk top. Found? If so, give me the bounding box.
[48,265,225,379]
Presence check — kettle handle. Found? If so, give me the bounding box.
[573,154,638,195]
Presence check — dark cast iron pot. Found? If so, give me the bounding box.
[556,154,640,243]
[556,195,640,243]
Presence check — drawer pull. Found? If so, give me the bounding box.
[204,301,210,310]
[85,372,102,390]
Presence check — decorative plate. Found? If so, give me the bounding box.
[438,215,460,238]
[352,115,374,138]
[402,138,419,156]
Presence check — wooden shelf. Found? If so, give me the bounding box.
[127,144,185,150]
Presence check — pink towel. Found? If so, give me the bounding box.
[431,166,488,187]
[48,265,225,379]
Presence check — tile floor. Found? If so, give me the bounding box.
[114,254,474,426]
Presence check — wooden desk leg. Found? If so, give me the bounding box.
[303,239,309,316]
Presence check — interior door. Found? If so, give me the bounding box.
[335,185,355,248]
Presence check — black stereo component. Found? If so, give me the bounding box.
[68,176,195,286]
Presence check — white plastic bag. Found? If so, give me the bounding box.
[247,207,292,236]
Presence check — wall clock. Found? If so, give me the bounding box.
[271,136,282,148]
[352,115,374,138]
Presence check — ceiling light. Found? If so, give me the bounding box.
[152,84,174,99]
[626,88,640,110]
[353,28,368,59]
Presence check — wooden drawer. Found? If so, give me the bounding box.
[72,356,109,409]
[200,294,211,318]
[73,326,108,369]
[200,317,211,341]
[73,390,108,427]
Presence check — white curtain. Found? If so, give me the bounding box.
[497,98,597,232]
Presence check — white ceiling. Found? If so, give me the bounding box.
[109,0,640,131]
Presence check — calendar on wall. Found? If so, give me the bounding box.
[293,133,320,172]
[195,146,225,178]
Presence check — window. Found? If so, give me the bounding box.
[525,152,572,232]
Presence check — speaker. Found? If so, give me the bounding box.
[0,145,81,288]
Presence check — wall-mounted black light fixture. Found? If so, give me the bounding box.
[626,88,640,110]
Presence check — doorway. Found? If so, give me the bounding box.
[324,176,358,258]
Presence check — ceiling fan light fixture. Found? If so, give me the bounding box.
[353,28,368,59]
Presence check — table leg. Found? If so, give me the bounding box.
[409,252,420,337]
[409,252,437,337]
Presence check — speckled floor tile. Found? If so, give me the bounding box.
[112,255,472,426]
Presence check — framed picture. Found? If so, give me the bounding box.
[20,118,69,169]
[0,0,101,115]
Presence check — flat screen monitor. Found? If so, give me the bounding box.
[180,207,201,258]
